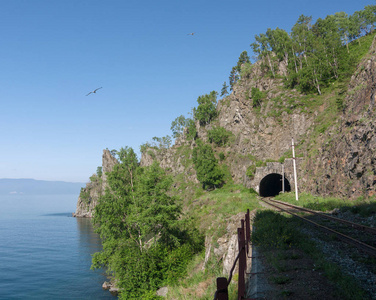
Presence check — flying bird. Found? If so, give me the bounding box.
[187,32,195,36]
[86,87,102,96]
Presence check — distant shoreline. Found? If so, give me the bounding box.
[0,178,85,195]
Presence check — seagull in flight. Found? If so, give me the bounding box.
[187,32,195,36]
[86,87,102,96]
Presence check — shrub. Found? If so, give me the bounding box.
[240,62,253,79]
[79,188,90,204]
[96,166,102,178]
[219,152,225,161]
[251,87,267,107]
[186,119,197,140]
[246,165,256,179]
[207,126,234,147]
[192,141,224,190]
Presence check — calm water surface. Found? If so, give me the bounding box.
[0,194,116,299]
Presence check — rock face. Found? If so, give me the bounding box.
[73,150,118,217]
[300,36,376,198]
[140,141,200,184]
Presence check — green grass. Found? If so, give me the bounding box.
[190,184,260,235]
[274,192,376,217]
[165,252,223,299]
[348,31,376,63]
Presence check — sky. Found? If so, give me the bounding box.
[1,0,374,183]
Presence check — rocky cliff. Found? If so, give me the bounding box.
[301,36,376,198]
[73,150,118,217]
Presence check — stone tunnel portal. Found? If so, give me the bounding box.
[259,173,291,197]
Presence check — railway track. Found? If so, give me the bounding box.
[260,197,376,257]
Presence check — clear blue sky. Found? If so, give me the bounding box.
[1,0,373,183]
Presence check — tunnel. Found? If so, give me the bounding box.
[259,173,291,197]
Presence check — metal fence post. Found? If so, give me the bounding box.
[237,222,246,300]
[245,209,250,255]
[214,210,253,300]
[215,277,229,300]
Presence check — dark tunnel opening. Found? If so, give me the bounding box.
[259,173,291,197]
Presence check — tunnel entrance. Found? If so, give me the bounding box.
[259,173,291,197]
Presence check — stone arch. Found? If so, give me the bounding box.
[259,173,291,197]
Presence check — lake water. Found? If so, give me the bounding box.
[0,194,116,299]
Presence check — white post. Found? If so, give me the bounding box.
[292,138,299,201]
[282,164,285,193]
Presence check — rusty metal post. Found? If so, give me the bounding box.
[241,219,247,272]
[245,209,250,255]
[237,222,246,300]
[216,277,229,300]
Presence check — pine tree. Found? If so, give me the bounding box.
[229,66,239,90]
[221,81,229,97]
[236,51,250,71]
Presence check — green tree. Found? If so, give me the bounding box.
[185,119,197,140]
[192,141,224,190]
[334,12,351,52]
[96,166,102,178]
[363,5,376,33]
[236,51,250,71]
[170,115,190,138]
[229,66,239,90]
[290,15,313,71]
[349,11,363,44]
[251,33,276,77]
[193,91,218,126]
[354,6,376,36]
[92,148,203,298]
[266,27,291,62]
[152,136,172,149]
[221,81,229,97]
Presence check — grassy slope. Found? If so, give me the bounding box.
[166,184,261,300]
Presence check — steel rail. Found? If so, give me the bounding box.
[261,198,376,257]
[269,198,376,235]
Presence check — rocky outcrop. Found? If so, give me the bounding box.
[203,210,256,275]
[140,142,199,184]
[300,36,376,198]
[73,150,118,217]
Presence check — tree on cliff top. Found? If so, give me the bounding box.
[236,51,250,71]
[193,91,218,126]
[170,115,190,138]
